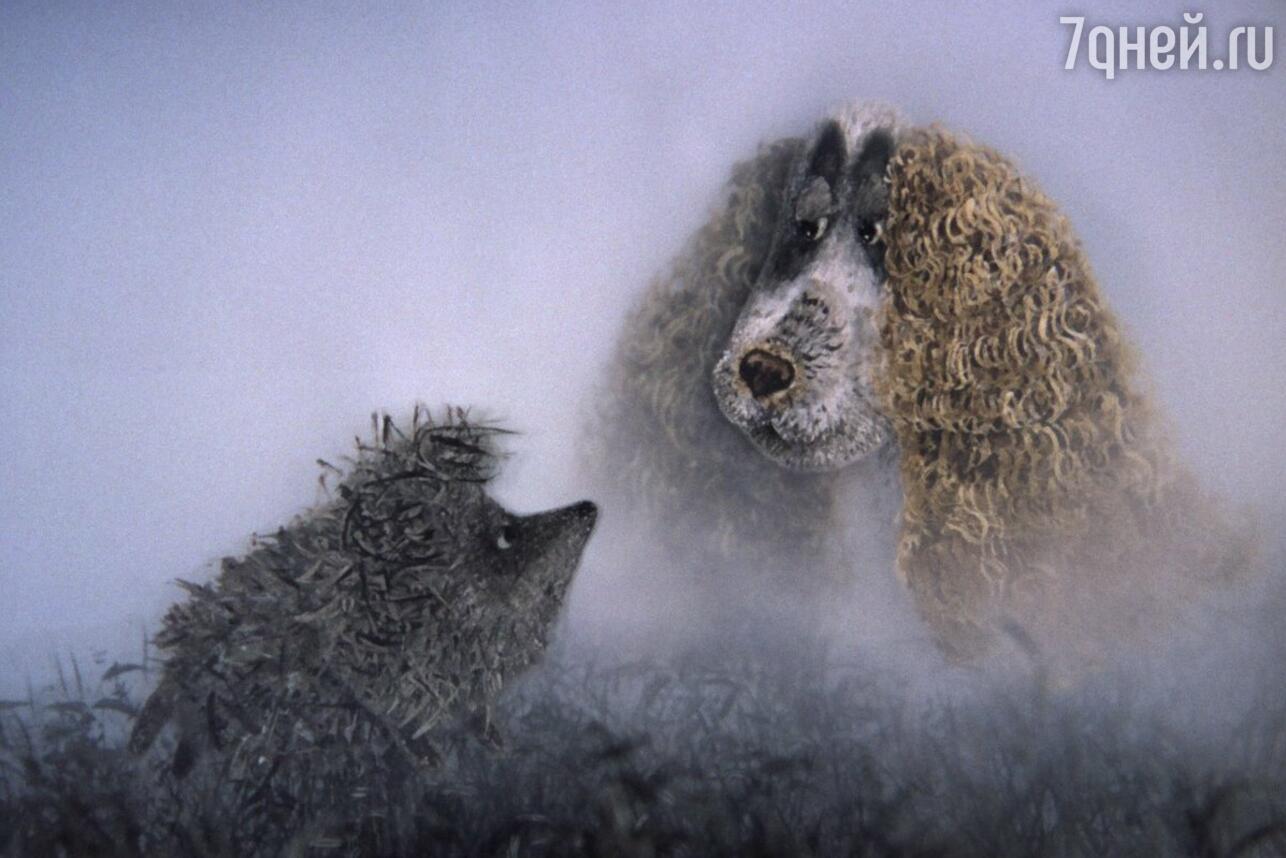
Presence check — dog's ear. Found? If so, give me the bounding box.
[850,127,894,190]
[806,120,847,187]
[880,127,1128,434]
[850,128,896,261]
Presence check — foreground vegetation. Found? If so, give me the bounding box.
[3,624,1284,857]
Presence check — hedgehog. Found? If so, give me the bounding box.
[129,406,597,850]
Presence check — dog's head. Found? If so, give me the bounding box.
[713,102,905,471]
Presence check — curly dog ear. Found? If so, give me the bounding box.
[881,127,1133,436]
[877,127,1168,662]
[877,127,1255,667]
[879,127,1158,548]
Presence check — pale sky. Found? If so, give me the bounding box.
[2,0,1283,683]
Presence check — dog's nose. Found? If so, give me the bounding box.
[739,349,795,399]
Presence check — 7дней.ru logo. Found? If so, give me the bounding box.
[1062,13,1274,78]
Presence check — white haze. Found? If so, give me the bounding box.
[1,1,1283,696]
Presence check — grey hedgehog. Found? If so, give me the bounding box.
[128,406,597,849]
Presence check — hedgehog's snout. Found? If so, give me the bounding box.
[739,349,795,399]
[570,500,598,529]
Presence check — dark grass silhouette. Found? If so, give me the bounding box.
[0,653,147,858]
[3,621,1285,857]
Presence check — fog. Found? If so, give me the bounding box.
[1,0,1283,693]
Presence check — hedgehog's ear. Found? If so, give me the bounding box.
[806,120,847,187]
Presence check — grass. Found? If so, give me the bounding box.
[2,628,1284,857]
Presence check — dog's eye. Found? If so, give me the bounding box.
[495,524,518,551]
[798,216,828,242]
[859,220,884,245]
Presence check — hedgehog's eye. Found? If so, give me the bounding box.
[495,523,518,551]
[798,216,828,242]
[859,220,884,245]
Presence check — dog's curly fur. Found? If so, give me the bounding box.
[586,138,883,583]
[592,112,1252,667]
[879,127,1253,663]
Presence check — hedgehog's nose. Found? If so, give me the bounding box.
[572,500,598,528]
[739,349,795,399]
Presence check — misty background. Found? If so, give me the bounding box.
[1,1,1283,690]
